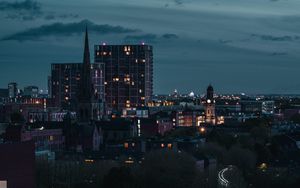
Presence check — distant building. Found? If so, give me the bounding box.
[0,88,8,98]
[176,109,205,127]
[138,117,173,136]
[0,88,8,104]
[204,85,216,125]
[240,99,262,115]
[50,63,82,110]
[5,123,64,152]
[94,44,153,113]
[122,107,149,118]
[262,100,275,115]
[23,86,39,98]
[95,119,137,143]
[8,82,17,98]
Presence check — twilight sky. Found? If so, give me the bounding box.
[1,0,300,94]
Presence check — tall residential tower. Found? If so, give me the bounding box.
[94,44,153,113]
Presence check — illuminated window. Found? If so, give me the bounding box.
[161,143,165,148]
[167,143,172,149]
[124,142,129,149]
[0,181,7,188]
[49,136,54,141]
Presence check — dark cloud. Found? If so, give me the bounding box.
[44,13,79,20]
[0,0,79,21]
[271,52,288,56]
[124,34,157,43]
[162,33,179,39]
[0,0,42,20]
[124,33,179,43]
[174,0,184,6]
[218,39,233,44]
[1,20,139,41]
[0,0,40,11]
[251,34,300,42]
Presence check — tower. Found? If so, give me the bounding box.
[77,27,101,122]
[94,44,153,113]
[205,84,216,125]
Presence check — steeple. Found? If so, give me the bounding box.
[83,26,90,65]
[78,27,92,102]
[77,27,93,122]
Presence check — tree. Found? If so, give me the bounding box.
[102,166,136,188]
[226,145,256,174]
[137,149,197,188]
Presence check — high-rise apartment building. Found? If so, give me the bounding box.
[94,44,153,112]
[8,82,17,98]
[50,63,82,110]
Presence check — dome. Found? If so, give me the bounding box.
[188,91,195,97]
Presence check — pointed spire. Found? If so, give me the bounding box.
[83,25,90,65]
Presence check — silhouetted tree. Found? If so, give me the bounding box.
[137,149,197,188]
[103,166,136,188]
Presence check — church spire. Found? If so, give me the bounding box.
[78,27,92,102]
[77,26,93,122]
[83,26,90,65]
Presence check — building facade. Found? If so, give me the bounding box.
[94,44,153,113]
[50,63,82,110]
[205,85,216,125]
[8,82,17,98]
[23,86,39,98]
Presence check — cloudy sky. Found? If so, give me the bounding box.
[1,0,300,94]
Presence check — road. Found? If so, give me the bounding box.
[218,166,230,187]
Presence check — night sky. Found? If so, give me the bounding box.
[1,0,300,94]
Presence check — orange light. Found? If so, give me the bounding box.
[124,142,129,149]
[200,127,205,133]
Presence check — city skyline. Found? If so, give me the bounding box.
[1,0,300,94]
